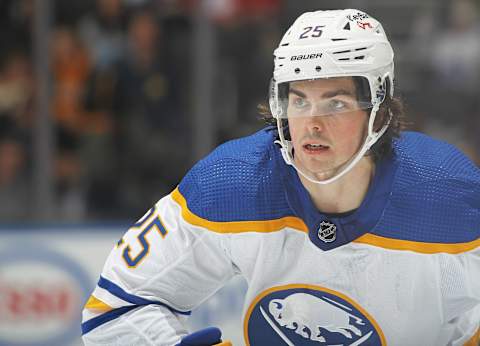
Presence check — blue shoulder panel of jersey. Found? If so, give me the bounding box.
[373,131,480,243]
[178,127,294,222]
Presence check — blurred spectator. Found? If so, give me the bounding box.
[213,0,281,139]
[0,50,34,130]
[51,27,91,133]
[203,0,279,23]
[0,0,34,54]
[408,0,480,164]
[53,127,87,221]
[0,125,31,221]
[50,27,91,220]
[428,0,480,162]
[83,8,189,217]
[430,0,480,94]
[78,0,127,70]
[80,61,120,219]
[0,31,34,222]
[80,64,119,220]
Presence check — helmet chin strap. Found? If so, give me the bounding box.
[275,105,391,185]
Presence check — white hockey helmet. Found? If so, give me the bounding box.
[269,9,395,184]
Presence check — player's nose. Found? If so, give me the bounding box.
[306,115,326,133]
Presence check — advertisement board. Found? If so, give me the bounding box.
[0,225,246,345]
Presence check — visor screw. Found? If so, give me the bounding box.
[294,68,300,74]
[315,66,322,72]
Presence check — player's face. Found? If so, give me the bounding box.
[287,77,369,181]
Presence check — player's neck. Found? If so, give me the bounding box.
[299,157,375,214]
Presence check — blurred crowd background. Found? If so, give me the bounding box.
[0,0,479,223]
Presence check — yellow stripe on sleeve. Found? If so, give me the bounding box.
[464,327,480,346]
[171,187,308,234]
[354,233,480,254]
[84,295,113,313]
[214,341,232,346]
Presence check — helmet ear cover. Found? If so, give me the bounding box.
[277,83,290,140]
[371,75,394,132]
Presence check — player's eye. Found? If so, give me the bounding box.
[292,97,310,110]
[325,98,359,115]
[328,99,348,112]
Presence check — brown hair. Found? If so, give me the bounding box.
[258,79,409,162]
[369,94,408,161]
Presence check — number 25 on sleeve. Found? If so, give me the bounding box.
[117,208,169,268]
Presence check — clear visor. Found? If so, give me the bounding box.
[275,77,373,118]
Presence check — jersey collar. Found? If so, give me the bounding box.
[277,147,398,251]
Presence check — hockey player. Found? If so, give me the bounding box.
[81,9,480,346]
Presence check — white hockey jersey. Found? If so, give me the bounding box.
[82,129,480,346]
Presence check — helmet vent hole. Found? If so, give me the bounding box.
[281,43,290,47]
[333,49,351,54]
[343,22,351,30]
[338,58,350,61]
[355,47,367,51]
[354,56,365,60]
[331,38,347,41]
[315,66,322,72]
[294,68,301,74]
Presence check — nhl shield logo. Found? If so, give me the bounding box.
[318,221,336,243]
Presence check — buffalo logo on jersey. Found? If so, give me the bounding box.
[244,285,385,346]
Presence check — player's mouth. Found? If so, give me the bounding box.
[303,143,330,154]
